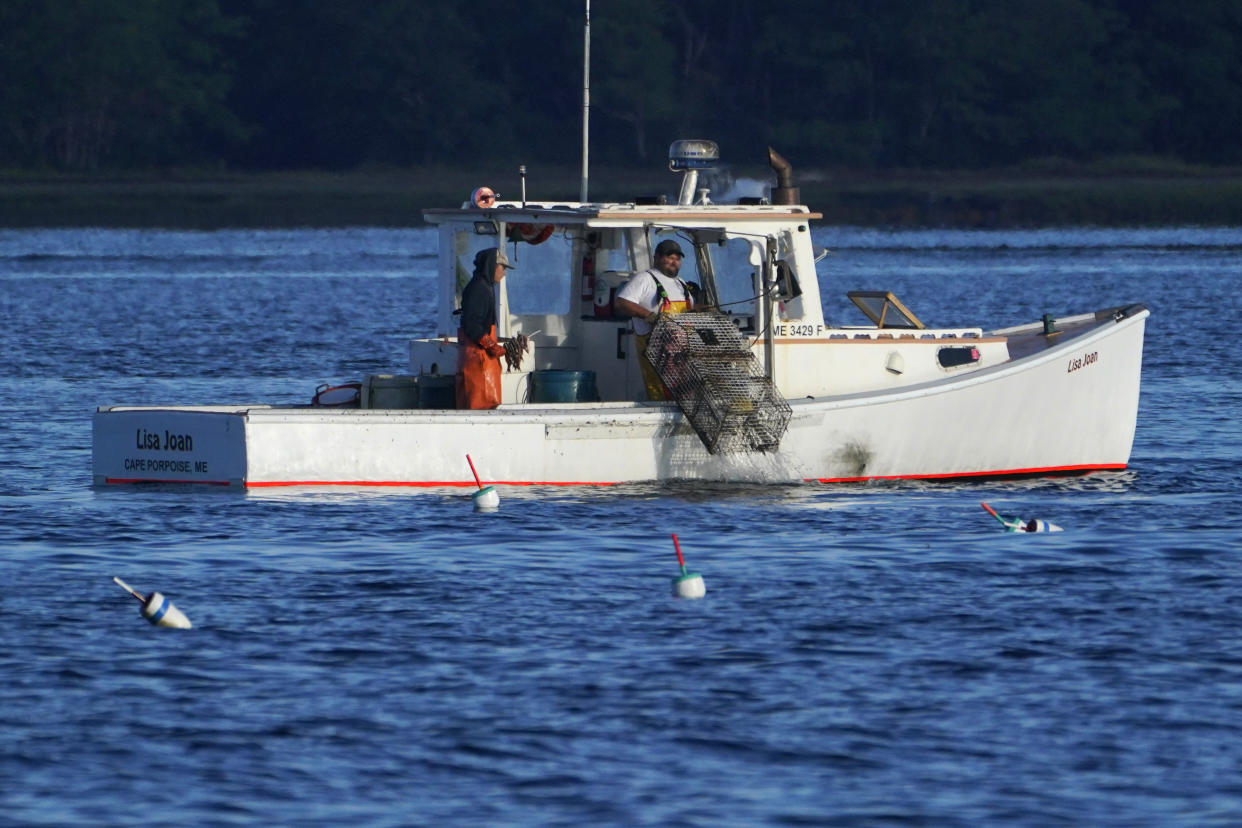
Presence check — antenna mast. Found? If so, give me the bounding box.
[580,0,590,203]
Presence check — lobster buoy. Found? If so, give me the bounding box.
[142,592,193,629]
[673,569,706,599]
[112,577,192,629]
[473,485,500,512]
[470,187,498,208]
[669,533,706,600]
[980,502,1063,533]
[509,223,554,245]
[1020,519,1063,533]
[465,454,499,512]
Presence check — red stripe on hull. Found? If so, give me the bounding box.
[244,479,622,488]
[809,463,1127,484]
[104,463,1126,487]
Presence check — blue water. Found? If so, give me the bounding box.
[3,226,1242,825]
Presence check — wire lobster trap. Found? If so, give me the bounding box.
[645,311,792,454]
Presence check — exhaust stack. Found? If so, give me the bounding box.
[768,147,800,205]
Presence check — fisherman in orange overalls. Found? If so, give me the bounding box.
[455,247,513,409]
[613,239,695,400]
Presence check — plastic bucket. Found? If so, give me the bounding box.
[312,382,361,407]
[530,370,599,403]
[418,375,456,409]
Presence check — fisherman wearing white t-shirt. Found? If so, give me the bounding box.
[614,239,695,399]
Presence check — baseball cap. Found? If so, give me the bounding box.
[654,239,684,257]
[474,248,514,271]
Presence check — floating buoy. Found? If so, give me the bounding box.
[470,186,498,208]
[466,454,499,512]
[669,533,706,599]
[473,485,500,511]
[980,502,1063,533]
[112,576,192,629]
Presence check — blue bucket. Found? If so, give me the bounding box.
[530,370,600,403]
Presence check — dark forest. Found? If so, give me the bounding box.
[3,0,1241,173]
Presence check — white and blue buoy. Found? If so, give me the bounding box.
[112,577,193,629]
[1018,518,1063,533]
[670,533,706,599]
[981,502,1063,533]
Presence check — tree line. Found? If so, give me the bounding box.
[2,0,1240,172]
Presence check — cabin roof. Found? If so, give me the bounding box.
[423,201,822,227]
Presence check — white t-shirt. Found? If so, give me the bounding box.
[616,268,690,335]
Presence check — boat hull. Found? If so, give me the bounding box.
[92,308,1146,487]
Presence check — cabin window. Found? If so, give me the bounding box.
[643,231,756,322]
[938,346,981,367]
[452,232,498,309]
[709,238,759,322]
[505,229,571,316]
[450,228,572,317]
[601,245,632,273]
[648,232,699,282]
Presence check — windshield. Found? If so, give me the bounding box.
[646,229,758,324]
[706,237,759,321]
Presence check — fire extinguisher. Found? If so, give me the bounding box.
[580,254,595,300]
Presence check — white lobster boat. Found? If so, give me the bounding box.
[92,142,1148,489]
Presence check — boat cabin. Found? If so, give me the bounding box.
[417,141,1000,406]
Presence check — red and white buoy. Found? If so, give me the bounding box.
[981,502,1063,533]
[467,454,499,511]
[469,186,498,208]
[669,533,706,599]
[112,576,193,629]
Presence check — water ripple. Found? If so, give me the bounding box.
[2,227,1241,824]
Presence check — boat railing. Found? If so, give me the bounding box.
[811,327,985,340]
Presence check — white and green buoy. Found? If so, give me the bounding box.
[467,454,500,512]
[670,533,706,599]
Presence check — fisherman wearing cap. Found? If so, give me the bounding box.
[455,247,513,409]
[613,238,696,400]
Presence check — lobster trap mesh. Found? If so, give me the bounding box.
[645,311,792,454]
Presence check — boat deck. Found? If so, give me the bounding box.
[1000,304,1145,362]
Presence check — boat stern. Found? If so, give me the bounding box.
[92,406,250,486]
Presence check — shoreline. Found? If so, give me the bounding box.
[3,165,1241,228]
